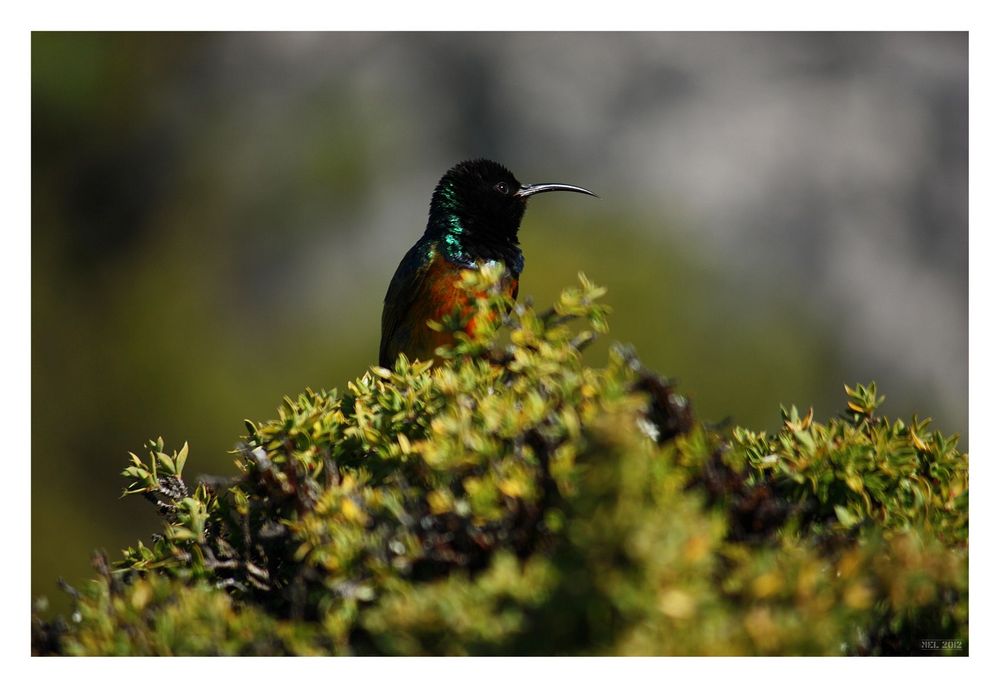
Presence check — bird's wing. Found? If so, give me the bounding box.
[379,239,436,368]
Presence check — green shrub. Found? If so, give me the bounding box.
[32,268,968,656]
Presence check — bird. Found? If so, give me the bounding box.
[379,159,596,369]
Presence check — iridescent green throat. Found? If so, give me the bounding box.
[439,227,472,266]
[429,182,474,265]
[426,178,524,274]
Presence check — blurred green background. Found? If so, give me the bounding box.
[32,32,967,612]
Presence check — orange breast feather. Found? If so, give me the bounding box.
[407,254,517,361]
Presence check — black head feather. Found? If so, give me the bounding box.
[427,159,527,245]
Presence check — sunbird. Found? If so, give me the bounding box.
[379,159,596,368]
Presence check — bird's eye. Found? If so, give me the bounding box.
[494,181,509,194]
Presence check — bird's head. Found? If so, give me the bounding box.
[427,159,596,246]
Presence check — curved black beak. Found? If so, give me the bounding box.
[514,182,598,199]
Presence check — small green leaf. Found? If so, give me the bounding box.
[157,451,176,475]
[834,504,861,528]
[176,442,189,476]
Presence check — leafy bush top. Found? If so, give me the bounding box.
[33,268,968,656]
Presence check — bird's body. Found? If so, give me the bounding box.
[379,237,520,368]
[379,159,594,369]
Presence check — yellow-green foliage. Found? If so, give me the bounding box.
[33,268,968,656]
